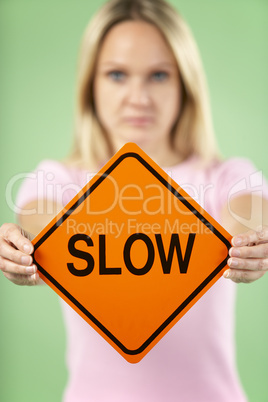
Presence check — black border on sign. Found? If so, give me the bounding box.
[33,152,231,356]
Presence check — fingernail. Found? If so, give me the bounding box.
[23,244,32,253]
[26,265,36,274]
[231,248,240,257]
[223,270,230,278]
[229,258,238,267]
[21,255,31,265]
[233,237,242,246]
[31,272,39,282]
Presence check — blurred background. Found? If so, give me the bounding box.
[0,0,267,400]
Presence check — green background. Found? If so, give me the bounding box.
[0,0,267,401]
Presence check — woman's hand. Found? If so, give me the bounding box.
[224,226,268,283]
[0,223,40,286]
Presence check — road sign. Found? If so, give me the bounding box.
[32,143,231,363]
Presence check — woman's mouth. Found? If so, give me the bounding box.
[123,116,154,127]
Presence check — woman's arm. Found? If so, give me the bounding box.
[0,199,62,286]
[221,194,268,283]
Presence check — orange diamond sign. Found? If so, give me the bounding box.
[32,143,231,363]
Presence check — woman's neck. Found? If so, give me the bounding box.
[112,138,184,168]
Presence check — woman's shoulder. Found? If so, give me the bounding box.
[208,156,259,179]
[171,154,256,175]
[16,159,96,211]
[213,155,255,168]
[35,158,84,172]
[34,158,97,179]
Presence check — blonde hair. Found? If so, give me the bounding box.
[66,0,219,169]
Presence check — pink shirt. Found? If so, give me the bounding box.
[16,155,268,402]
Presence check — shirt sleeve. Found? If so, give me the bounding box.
[15,159,83,215]
[214,157,268,216]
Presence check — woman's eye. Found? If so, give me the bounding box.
[151,71,169,82]
[107,71,126,82]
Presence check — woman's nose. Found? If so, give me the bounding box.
[127,78,150,107]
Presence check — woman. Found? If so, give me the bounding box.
[1,0,268,400]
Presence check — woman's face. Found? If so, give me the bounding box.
[93,20,181,154]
